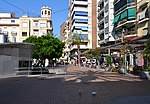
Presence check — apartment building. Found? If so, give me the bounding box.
[98,0,115,46]
[19,6,53,42]
[60,20,70,62]
[68,0,98,55]
[137,0,150,37]
[0,13,19,42]
[113,0,137,41]
[60,20,70,55]
[0,6,53,42]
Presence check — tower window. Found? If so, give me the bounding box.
[42,11,43,15]
[48,11,50,15]
[45,10,47,15]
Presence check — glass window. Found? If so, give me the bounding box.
[105,16,109,23]
[11,20,15,23]
[80,34,88,39]
[74,19,88,23]
[74,11,88,16]
[105,27,109,34]
[105,4,109,12]
[22,32,27,36]
[40,23,46,28]
[34,22,38,28]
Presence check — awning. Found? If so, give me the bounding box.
[113,15,120,24]
[126,36,138,41]
[128,8,136,19]
[120,10,127,20]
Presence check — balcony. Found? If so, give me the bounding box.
[11,31,17,36]
[98,29,104,35]
[98,39,105,45]
[99,8,104,14]
[138,0,149,8]
[98,18,104,24]
[138,8,149,24]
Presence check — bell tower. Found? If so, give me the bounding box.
[41,6,52,19]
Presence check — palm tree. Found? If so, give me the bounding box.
[68,31,88,66]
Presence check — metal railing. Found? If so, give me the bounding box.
[14,66,67,76]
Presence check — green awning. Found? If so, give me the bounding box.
[128,8,136,19]
[120,10,127,20]
[113,15,120,24]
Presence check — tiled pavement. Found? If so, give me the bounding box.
[0,65,150,104]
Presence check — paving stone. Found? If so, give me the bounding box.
[0,65,150,104]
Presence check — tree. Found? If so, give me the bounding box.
[67,32,87,66]
[143,38,150,66]
[23,34,65,66]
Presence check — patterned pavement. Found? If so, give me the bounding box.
[0,65,150,104]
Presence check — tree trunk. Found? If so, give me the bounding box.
[78,45,80,66]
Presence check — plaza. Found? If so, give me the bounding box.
[0,65,150,104]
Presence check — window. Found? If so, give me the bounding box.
[40,23,46,28]
[80,34,88,39]
[4,27,7,30]
[45,10,47,15]
[105,16,109,23]
[105,4,108,12]
[74,11,88,16]
[34,22,38,28]
[48,11,50,15]
[22,32,27,36]
[22,22,28,28]
[105,27,109,34]
[11,20,15,23]
[74,19,88,23]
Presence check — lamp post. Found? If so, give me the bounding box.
[122,28,127,74]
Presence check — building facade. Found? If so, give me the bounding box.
[0,13,19,42]
[0,6,53,42]
[113,0,137,41]
[137,0,150,37]
[60,20,70,62]
[67,0,98,55]
[98,0,115,46]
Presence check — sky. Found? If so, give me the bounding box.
[0,0,69,38]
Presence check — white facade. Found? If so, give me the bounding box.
[0,6,53,43]
[69,0,93,51]
[0,13,20,43]
[98,0,114,46]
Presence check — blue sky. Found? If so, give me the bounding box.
[0,0,69,37]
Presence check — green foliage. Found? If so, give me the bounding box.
[67,32,81,47]
[145,65,150,72]
[84,48,101,59]
[143,38,150,60]
[106,56,112,65]
[23,34,65,60]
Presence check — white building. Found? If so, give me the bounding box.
[68,0,98,55]
[0,13,19,42]
[98,0,115,46]
[0,6,53,43]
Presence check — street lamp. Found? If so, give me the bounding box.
[122,28,127,73]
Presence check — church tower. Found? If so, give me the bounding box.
[41,6,52,19]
